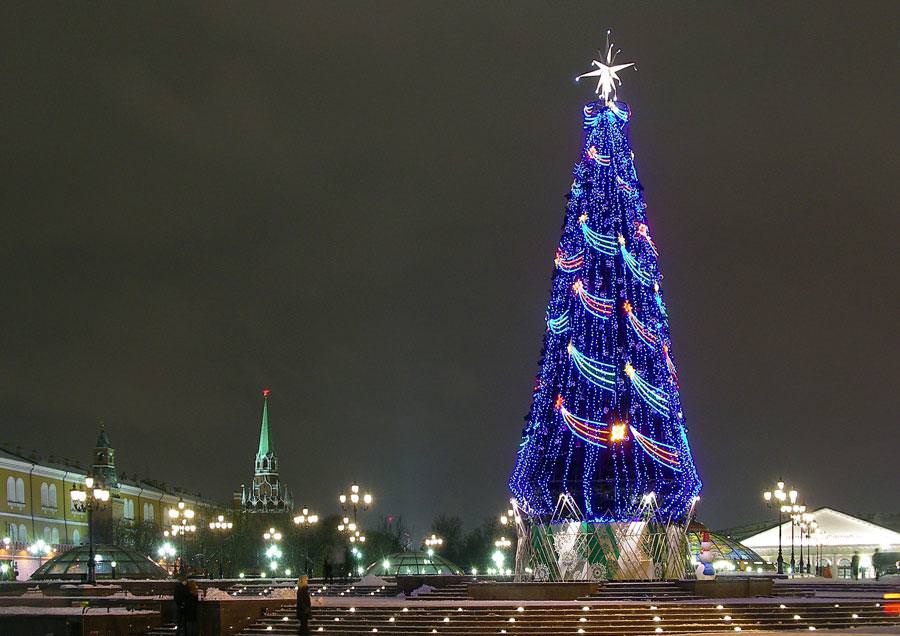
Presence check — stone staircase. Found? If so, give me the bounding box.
[407,582,469,600]
[224,580,400,598]
[773,579,900,597]
[580,581,697,601]
[235,600,900,635]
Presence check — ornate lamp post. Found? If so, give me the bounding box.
[788,498,803,575]
[338,482,372,544]
[71,476,110,584]
[337,516,366,544]
[293,508,319,575]
[157,542,177,573]
[424,534,443,556]
[262,527,283,577]
[208,515,233,578]
[813,528,825,576]
[168,499,196,575]
[762,479,788,574]
[801,513,816,574]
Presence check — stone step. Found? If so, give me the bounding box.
[237,601,899,636]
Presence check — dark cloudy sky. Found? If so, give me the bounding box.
[2,2,898,536]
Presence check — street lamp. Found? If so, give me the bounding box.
[168,499,196,575]
[158,541,177,573]
[71,475,110,584]
[800,512,816,574]
[208,515,233,578]
[499,506,516,527]
[263,528,283,577]
[424,534,443,555]
[762,479,787,574]
[337,516,366,544]
[293,508,319,575]
[495,536,512,549]
[813,527,825,575]
[338,482,372,545]
[788,499,804,575]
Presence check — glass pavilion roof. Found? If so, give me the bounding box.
[364,550,463,576]
[687,530,771,569]
[30,544,169,580]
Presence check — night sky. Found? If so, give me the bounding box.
[3,3,898,536]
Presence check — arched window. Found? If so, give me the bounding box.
[48,484,57,509]
[124,499,134,520]
[72,529,81,545]
[43,527,51,542]
[8,524,17,542]
[5,477,14,504]
[40,483,49,507]
[15,478,25,504]
[838,558,851,579]
[51,528,59,545]
[18,524,27,541]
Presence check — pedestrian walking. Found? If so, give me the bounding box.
[296,575,312,635]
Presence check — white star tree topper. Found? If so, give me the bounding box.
[575,34,635,101]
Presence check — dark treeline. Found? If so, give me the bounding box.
[115,513,505,578]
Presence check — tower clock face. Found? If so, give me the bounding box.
[97,452,104,463]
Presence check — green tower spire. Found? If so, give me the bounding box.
[257,389,272,459]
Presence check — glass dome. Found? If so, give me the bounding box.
[364,550,463,576]
[687,531,774,573]
[30,544,169,580]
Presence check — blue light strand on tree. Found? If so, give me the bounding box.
[509,98,701,522]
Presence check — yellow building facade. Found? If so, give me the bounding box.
[0,429,217,579]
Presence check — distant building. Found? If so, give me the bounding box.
[237,390,293,514]
[0,425,216,579]
[740,507,900,579]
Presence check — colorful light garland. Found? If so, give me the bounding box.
[663,343,678,385]
[618,235,655,286]
[574,280,614,319]
[616,175,636,193]
[546,310,570,335]
[624,362,669,415]
[623,300,658,345]
[580,215,617,255]
[653,282,668,317]
[630,426,681,471]
[569,342,616,392]
[636,222,658,256]
[555,248,584,273]
[559,400,610,447]
[586,146,611,166]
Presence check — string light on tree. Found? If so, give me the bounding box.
[510,32,701,521]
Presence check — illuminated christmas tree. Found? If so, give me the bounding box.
[509,39,701,524]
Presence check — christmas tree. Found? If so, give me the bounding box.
[509,40,701,523]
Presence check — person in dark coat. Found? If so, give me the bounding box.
[296,575,312,635]
[184,579,200,636]
[851,552,860,580]
[173,576,190,636]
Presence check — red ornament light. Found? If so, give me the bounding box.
[262,388,270,398]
